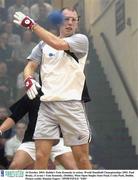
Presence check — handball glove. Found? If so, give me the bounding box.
[13,12,36,30]
[24,76,41,100]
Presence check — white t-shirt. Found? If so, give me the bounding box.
[27,33,89,101]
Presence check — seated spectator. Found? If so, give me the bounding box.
[5,121,27,163]
[13,30,36,68]
[5,0,15,8]
[0,6,7,31]
[0,105,8,121]
[24,0,37,8]
[7,0,29,22]
[0,32,14,62]
[0,32,20,97]
[30,0,53,21]
[0,61,12,106]
[3,22,21,48]
[36,4,50,28]
[7,0,29,35]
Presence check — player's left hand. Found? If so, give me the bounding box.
[13,12,36,30]
[24,76,41,100]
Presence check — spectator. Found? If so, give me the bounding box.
[0,61,12,106]
[24,0,35,8]
[3,22,21,48]
[0,104,13,139]
[0,32,20,97]
[8,0,29,22]
[36,4,50,28]
[0,6,7,31]
[0,105,8,122]
[5,121,27,163]
[30,0,53,21]
[13,30,36,67]
[0,32,17,101]
[0,32,14,62]
[5,0,16,8]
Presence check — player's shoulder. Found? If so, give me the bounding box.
[39,40,47,48]
[72,33,88,40]
[69,33,89,44]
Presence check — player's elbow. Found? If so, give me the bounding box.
[52,40,69,51]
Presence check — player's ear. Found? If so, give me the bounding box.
[75,21,79,33]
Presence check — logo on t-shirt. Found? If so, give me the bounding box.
[48,53,55,57]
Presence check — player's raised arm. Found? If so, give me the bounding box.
[13,11,69,50]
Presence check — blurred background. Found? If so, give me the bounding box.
[0,0,138,169]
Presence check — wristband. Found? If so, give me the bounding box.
[24,76,34,90]
[21,16,36,30]
[31,23,38,32]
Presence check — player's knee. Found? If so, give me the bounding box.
[76,155,90,168]
[73,151,89,164]
[79,156,89,163]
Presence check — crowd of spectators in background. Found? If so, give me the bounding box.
[0,0,54,169]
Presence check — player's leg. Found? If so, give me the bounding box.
[34,139,54,169]
[71,143,92,169]
[9,142,35,169]
[55,151,78,169]
[33,102,60,169]
[51,138,77,169]
[9,150,34,169]
[59,101,93,169]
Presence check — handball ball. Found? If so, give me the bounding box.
[47,10,64,26]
